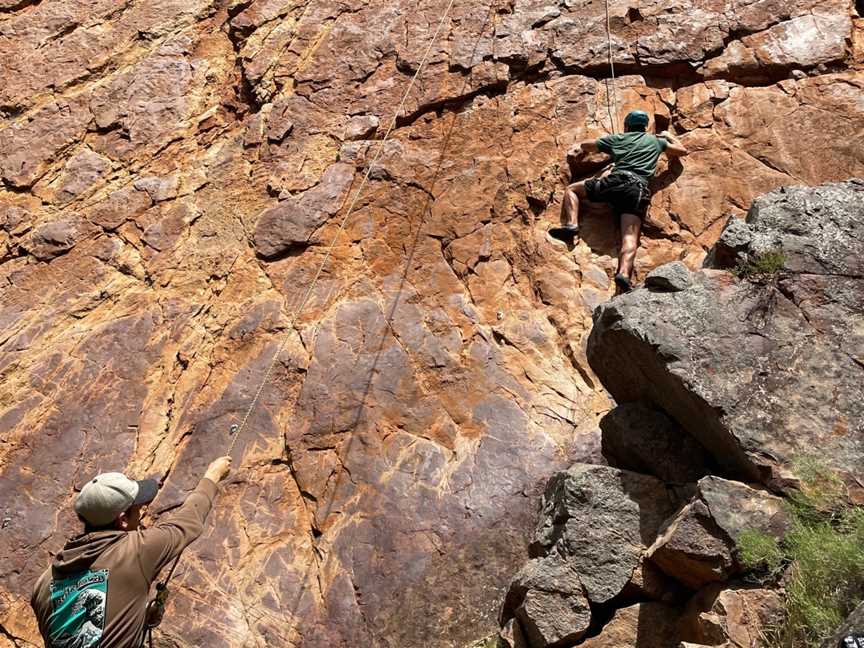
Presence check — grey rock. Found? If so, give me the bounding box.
[741,181,864,277]
[708,216,752,268]
[133,175,180,202]
[588,180,864,489]
[530,464,680,604]
[645,261,692,292]
[343,115,379,141]
[647,476,788,589]
[600,402,712,483]
[501,556,591,646]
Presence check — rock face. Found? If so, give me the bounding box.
[501,557,591,647]
[588,181,864,492]
[0,1,863,647]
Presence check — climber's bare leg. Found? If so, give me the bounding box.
[561,181,587,227]
[615,212,642,291]
[550,182,586,244]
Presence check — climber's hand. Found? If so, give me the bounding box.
[567,142,589,159]
[204,456,232,483]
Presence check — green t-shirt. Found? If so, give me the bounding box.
[596,132,667,180]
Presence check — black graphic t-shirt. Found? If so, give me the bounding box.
[48,570,108,648]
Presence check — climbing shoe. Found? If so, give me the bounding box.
[548,224,579,245]
[614,273,632,293]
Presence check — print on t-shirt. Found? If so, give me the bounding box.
[49,569,108,648]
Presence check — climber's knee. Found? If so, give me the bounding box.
[568,181,588,199]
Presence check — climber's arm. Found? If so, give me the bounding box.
[660,130,689,157]
[566,139,604,159]
[137,456,231,582]
[579,140,601,153]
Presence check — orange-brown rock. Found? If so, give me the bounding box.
[679,584,783,647]
[0,0,863,647]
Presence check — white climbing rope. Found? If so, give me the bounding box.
[603,0,619,133]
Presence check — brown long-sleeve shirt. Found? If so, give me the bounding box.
[31,478,218,648]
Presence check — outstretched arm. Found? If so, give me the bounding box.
[137,456,232,581]
[660,130,688,157]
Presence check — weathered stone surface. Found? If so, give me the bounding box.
[530,464,680,605]
[600,402,712,483]
[501,557,591,647]
[0,0,862,646]
[253,163,355,257]
[21,218,86,261]
[645,261,693,292]
[702,13,851,81]
[680,584,783,647]
[648,477,787,589]
[578,603,682,648]
[589,182,864,489]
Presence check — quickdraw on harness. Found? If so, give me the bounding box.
[138,0,457,642]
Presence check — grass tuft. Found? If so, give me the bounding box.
[733,249,786,281]
[738,528,784,574]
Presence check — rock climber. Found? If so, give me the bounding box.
[549,109,688,292]
[31,456,232,648]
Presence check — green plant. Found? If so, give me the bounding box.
[738,528,784,574]
[779,509,864,646]
[738,461,864,647]
[733,249,786,281]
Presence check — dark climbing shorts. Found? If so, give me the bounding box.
[584,170,651,219]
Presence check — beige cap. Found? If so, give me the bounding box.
[74,472,158,527]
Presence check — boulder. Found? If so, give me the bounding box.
[578,603,682,648]
[530,464,681,604]
[645,261,693,292]
[647,477,788,589]
[821,601,864,648]
[680,584,783,647]
[600,402,712,483]
[500,557,591,647]
[588,181,864,490]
